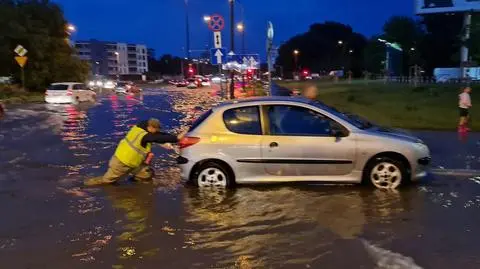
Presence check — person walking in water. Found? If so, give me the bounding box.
[458,86,472,132]
[86,118,185,185]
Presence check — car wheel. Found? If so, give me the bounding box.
[193,162,234,188]
[366,157,406,189]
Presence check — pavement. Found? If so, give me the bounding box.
[0,87,480,268]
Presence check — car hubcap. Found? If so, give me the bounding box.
[370,162,402,189]
[197,168,227,188]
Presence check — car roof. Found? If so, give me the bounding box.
[214,96,317,110]
[51,82,83,85]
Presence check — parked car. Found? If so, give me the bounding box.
[45,82,96,104]
[176,80,187,87]
[115,81,130,94]
[201,78,211,87]
[178,96,430,189]
[187,79,198,89]
[126,82,142,94]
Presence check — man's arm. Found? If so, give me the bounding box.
[141,132,179,148]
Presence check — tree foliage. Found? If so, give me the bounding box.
[0,0,89,91]
[276,22,367,77]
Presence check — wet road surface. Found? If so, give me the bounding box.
[1,88,480,269]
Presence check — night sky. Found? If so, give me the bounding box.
[56,0,413,58]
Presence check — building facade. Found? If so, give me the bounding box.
[74,39,149,76]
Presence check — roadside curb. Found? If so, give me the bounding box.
[431,168,480,177]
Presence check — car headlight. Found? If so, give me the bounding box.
[88,81,95,86]
[96,81,103,87]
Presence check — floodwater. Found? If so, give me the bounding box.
[1,88,480,269]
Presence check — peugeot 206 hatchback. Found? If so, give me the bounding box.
[178,97,431,189]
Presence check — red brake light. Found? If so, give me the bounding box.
[66,90,73,96]
[179,136,200,149]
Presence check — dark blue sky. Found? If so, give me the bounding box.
[56,0,413,58]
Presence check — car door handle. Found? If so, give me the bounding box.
[269,142,278,148]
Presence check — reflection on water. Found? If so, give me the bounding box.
[4,88,480,268]
[182,186,421,268]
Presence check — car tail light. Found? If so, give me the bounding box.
[179,136,200,149]
[45,89,48,95]
[66,90,73,96]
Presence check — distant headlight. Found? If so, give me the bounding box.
[88,81,95,86]
[96,81,103,87]
[104,81,115,89]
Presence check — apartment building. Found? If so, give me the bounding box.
[74,39,149,76]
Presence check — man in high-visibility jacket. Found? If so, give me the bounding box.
[87,118,183,185]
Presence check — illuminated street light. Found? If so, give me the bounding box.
[236,23,244,32]
[338,40,343,45]
[293,49,299,55]
[66,24,76,33]
[203,15,211,22]
[349,49,354,53]
[410,47,416,51]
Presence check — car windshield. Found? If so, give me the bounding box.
[48,84,69,91]
[310,100,374,130]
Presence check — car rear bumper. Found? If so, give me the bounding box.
[45,96,74,104]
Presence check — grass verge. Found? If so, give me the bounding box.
[278,80,476,130]
[0,84,44,104]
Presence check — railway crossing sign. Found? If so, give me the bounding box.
[208,14,225,32]
[226,54,260,69]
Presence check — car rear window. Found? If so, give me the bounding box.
[48,84,69,91]
[189,109,213,132]
[223,106,261,135]
[72,84,85,90]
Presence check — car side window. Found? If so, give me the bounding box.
[266,105,341,137]
[223,106,262,135]
[73,84,85,90]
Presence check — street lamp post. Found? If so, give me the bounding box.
[293,49,299,79]
[237,23,245,54]
[184,0,191,59]
[114,51,120,81]
[229,0,235,99]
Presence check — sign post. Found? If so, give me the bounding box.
[266,21,274,96]
[14,45,28,91]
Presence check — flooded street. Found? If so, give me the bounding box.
[1,88,480,269]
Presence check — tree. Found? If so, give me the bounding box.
[0,0,89,90]
[276,22,367,77]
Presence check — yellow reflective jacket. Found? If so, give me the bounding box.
[114,126,152,168]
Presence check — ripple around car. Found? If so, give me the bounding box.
[178,96,431,189]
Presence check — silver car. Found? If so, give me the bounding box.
[178,97,431,189]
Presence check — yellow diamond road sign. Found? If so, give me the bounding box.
[15,56,28,68]
[14,45,28,57]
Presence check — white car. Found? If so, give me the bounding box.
[45,82,96,104]
[201,78,211,87]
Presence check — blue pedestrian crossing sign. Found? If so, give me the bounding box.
[210,48,226,65]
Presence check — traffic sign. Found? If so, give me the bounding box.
[210,48,226,65]
[226,54,260,69]
[15,56,28,68]
[214,32,222,48]
[14,45,28,57]
[208,14,225,32]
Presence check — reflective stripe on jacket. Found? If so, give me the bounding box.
[114,126,152,168]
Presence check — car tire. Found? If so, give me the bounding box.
[364,157,407,189]
[192,162,234,188]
